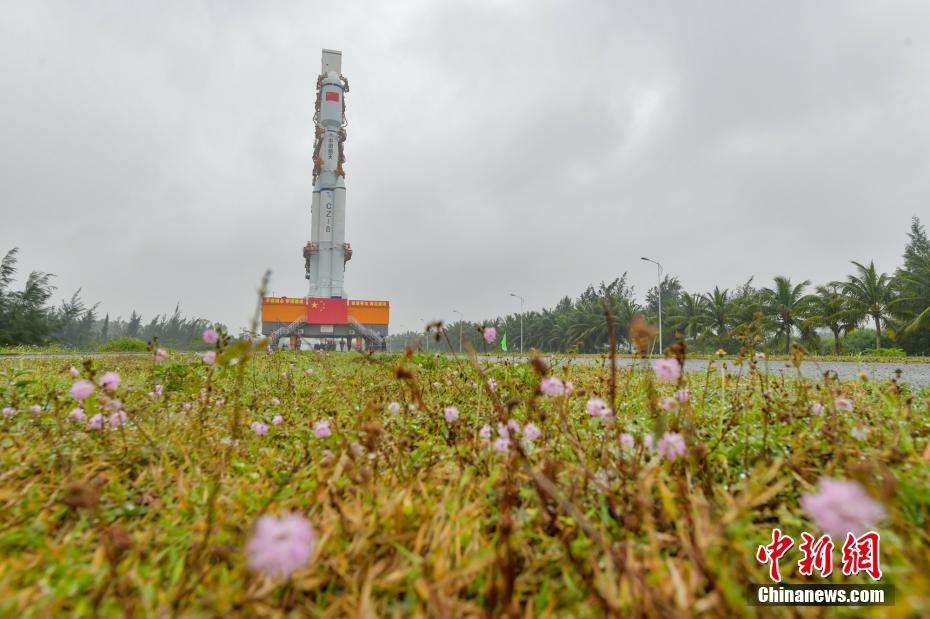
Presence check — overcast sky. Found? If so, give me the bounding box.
[2,1,929,333]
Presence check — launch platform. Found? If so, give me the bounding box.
[262,296,388,351]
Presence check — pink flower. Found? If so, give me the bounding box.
[28,404,42,413]
[182,402,192,411]
[675,388,690,403]
[67,407,86,422]
[88,414,105,430]
[68,366,80,378]
[810,402,824,415]
[313,419,331,438]
[643,434,655,451]
[851,425,870,441]
[659,397,678,411]
[492,436,510,453]
[487,378,497,391]
[657,432,686,461]
[251,421,269,435]
[443,406,459,423]
[483,327,497,344]
[387,401,401,413]
[479,425,492,439]
[800,478,886,538]
[154,384,163,396]
[653,358,681,381]
[523,422,541,442]
[266,344,273,353]
[586,398,611,418]
[619,433,634,449]
[496,423,510,440]
[214,398,225,407]
[834,398,854,412]
[271,415,283,426]
[305,367,314,375]
[154,348,168,362]
[2,407,14,417]
[507,419,521,434]
[202,328,219,344]
[270,397,280,406]
[109,411,127,427]
[202,351,216,365]
[540,376,565,397]
[246,512,314,579]
[99,372,121,393]
[70,380,95,401]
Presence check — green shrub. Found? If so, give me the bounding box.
[97,337,147,352]
[861,347,907,357]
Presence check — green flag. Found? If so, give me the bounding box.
[501,333,508,352]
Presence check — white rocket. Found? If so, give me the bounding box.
[304,49,351,298]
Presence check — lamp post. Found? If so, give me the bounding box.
[452,309,463,353]
[509,292,524,354]
[640,257,663,354]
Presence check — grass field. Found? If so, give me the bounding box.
[1,341,929,617]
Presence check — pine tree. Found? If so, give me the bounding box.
[126,311,142,338]
[904,216,930,264]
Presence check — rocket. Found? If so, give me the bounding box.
[304,49,352,299]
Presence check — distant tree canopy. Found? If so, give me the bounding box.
[390,217,930,356]
[0,248,224,350]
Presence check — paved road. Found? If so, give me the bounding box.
[479,355,930,387]
[4,352,929,387]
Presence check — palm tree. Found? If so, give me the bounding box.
[729,278,762,335]
[891,253,930,334]
[837,261,894,350]
[701,287,733,346]
[760,276,813,354]
[808,284,854,354]
[561,302,606,353]
[669,292,710,341]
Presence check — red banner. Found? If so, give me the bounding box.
[306,298,348,324]
[325,91,339,102]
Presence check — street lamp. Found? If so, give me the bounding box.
[640,257,663,354]
[452,309,463,353]
[509,292,524,354]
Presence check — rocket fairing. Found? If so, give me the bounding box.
[304,49,351,299]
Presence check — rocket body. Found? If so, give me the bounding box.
[305,49,350,299]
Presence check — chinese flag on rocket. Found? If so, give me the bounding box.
[306,298,348,324]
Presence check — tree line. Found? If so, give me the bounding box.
[390,217,930,356]
[0,248,223,350]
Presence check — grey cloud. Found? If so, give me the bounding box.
[1,1,928,333]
